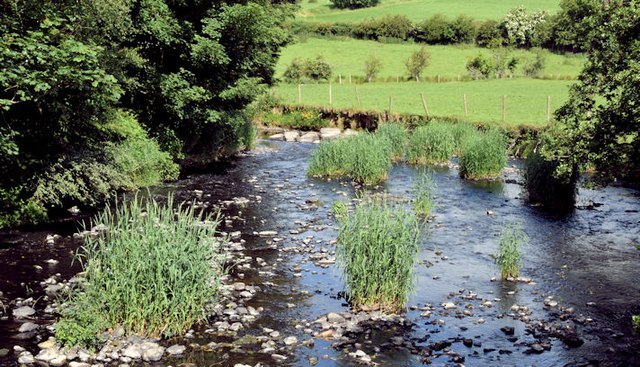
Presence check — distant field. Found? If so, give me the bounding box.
[274,79,573,128]
[276,38,585,81]
[298,0,560,23]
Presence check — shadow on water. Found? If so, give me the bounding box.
[0,141,639,366]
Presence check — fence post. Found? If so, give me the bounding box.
[339,74,342,84]
[298,84,301,104]
[329,83,333,105]
[463,94,468,117]
[437,74,440,83]
[547,95,551,123]
[389,96,393,114]
[502,95,506,123]
[349,74,352,84]
[420,93,429,118]
[355,86,361,108]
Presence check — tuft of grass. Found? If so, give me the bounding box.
[450,122,477,154]
[413,170,435,217]
[377,122,408,161]
[332,200,349,221]
[56,195,225,348]
[336,197,421,313]
[496,222,528,279]
[308,133,392,184]
[633,315,640,332]
[406,122,455,164]
[458,128,506,180]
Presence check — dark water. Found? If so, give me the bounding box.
[0,141,639,367]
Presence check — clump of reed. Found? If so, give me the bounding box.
[413,170,435,217]
[458,129,506,180]
[377,122,408,161]
[524,151,577,212]
[450,122,477,155]
[55,195,225,348]
[336,197,421,313]
[307,132,392,185]
[496,222,528,279]
[406,122,456,165]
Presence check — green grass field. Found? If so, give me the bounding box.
[274,79,573,127]
[276,38,585,80]
[298,0,560,23]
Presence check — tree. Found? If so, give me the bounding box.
[502,6,549,47]
[405,47,431,81]
[543,0,640,182]
[364,54,383,82]
[330,0,379,9]
[552,0,600,51]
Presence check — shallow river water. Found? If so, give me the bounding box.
[1,141,639,367]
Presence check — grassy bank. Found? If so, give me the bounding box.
[275,79,572,128]
[276,39,585,81]
[298,0,560,23]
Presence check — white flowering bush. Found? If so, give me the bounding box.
[503,6,548,47]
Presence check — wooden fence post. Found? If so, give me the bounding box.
[349,74,352,84]
[547,95,551,123]
[502,95,506,123]
[463,94,468,117]
[329,83,333,105]
[297,84,301,104]
[339,74,342,84]
[355,86,361,108]
[389,96,393,114]
[420,93,429,118]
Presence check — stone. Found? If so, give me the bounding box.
[166,344,186,356]
[69,362,92,367]
[35,347,63,363]
[268,133,284,141]
[320,128,341,141]
[13,306,35,318]
[141,342,164,362]
[271,353,287,362]
[0,349,9,358]
[299,131,321,143]
[18,322,39,333]
[343,129,358,137]
[37,338,56,349]
[121,345,142,360]
[443,302,457,309]
[18,352,35,364]
[284,131,299,142]
[326,312,346,324]
[283,336,297,346]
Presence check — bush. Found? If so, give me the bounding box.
[262,110,329,131]
[283,57,333,83]
[377,123,408,161]
[476,19,503,47]
[108,138,179,190]
[407,122,456,164]
[336,197,421,312]
[364,54,383,82]
[283,58,307,83]
[496,222,528,279]
[405,47,431,81]
[55,195,225,347]
[413,170,435,217]
[503,6,549,47]
[308,133,392,184]
[466,53,493,79]
[374,15,414,40]
[524,152,577,212]
[449,15,476,44]
[522,48,547,77]
[492,47,519,78]
[458,129,506,180]
[331,0,379,9]
[414,14,454,44]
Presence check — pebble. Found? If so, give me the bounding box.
[18,322,39,333]
[283,336,297,346]
[166,344,186,356]
[12,306,36,319]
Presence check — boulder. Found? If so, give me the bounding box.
[320,128,341,141]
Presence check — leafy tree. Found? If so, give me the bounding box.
[502,6,549,47]
[364,54,383,82]
[552,0,600,51]
[405,47,431,81]
[543,0,640,182]
[330,0,379,9]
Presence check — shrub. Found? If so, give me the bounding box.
[336,197,421,312]
[458,129,506,180]
[262,110,328,131]
[308,133,392,184]
[413,170,435,217]
[405,46,431,81]
[377,123,408,160]
[306,56,333,81]
[492,47,518,78]
[524,152,577,212]
[449,15,476,44]
[283,58,307,83]
[414,14,454,44]
[476,19,503,47]
[496,222,528,279]
[522,48,547,77]
[331,0,379,9]
[374,15,413,40]
[0,187,47,228]
[364,54,383,82]
[55,195,225,347]
[407,122,456,164]
[503,6,549,47]
[466,53,493,79]
[108,138,179,189]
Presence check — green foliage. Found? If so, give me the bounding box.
[547,1,640,183]
[407,122,456,164]
[476,20,503,48]
[108,138,179,190]
[552,0,598,51]
[283,56,333,83]
[0,188,47,228]
[377,123,408,161]
[55,195,225,347]
[359,15,413,41]
[458,129,506,180]
[308,133,392,184]
[262,110,329,131]
[522,48,548,77]
[330,0,379,9]
[496,222,528,279]
[524,151,577,212]
[336,197,421,312]
[404,47,431,81]
[414,14,454,44]
[633,315,640,332]
[413,170,435,217]
[332,200,349,221]
[466,53,494,79]
[503,6,550,47]
[449,15,476,44]
[466,48,518,79]
[364,54,383,82]
[450,122,477,154]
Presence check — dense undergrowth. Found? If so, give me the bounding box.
[55,195,225,348]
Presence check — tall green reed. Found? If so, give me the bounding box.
[406,122,456,165]
[377,123,408,161]
[496,222,528,279]
[458,129,506,180]
[413,170,435,217]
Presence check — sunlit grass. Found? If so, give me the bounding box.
[377,122,408,161]
[413,169,435,217]
[336,197,421,313]
[496,222,528,279]
[458,128,506,180]
[406,122,455,164]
